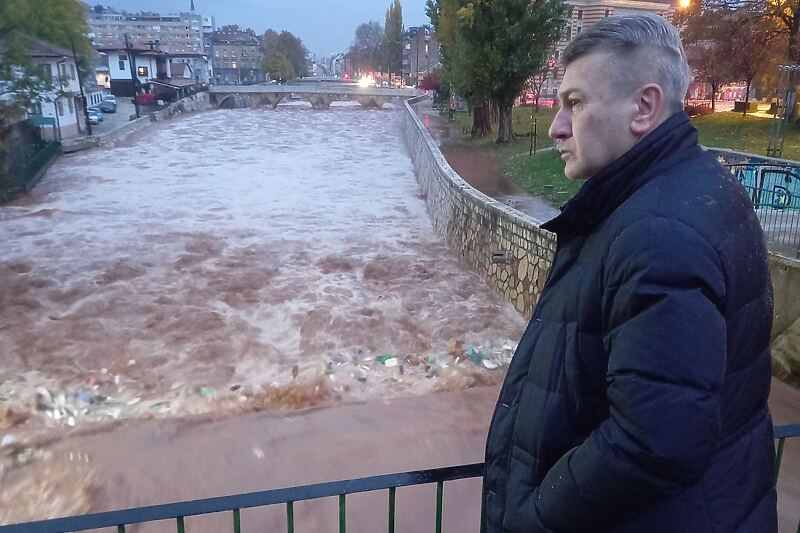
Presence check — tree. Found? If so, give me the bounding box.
[263,29,309,78]
[701,0,800,63]
[0,0,91,120]
[728,14,779,114]
[682,9,737,111]
[420,68,442,91]
[0,0,91,56]
[349,21,384,73]
[427,0,493,136]
[382,0,404,75]
[263,49,294,81]
[454,0,568,143]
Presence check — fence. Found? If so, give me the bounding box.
[0,141,60,203]
[0,425,797,533]
[725,163,800,258]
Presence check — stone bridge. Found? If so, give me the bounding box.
[210,84,420,110]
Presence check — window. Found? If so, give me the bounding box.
[119,54,127,61]
[605,9,610,17]
[119,60,126,70]
[577,27,582,34]
[241,50,246,57]
[67,98,74,113]
[577,9,583,19]
[138,66,149,76]
[554,50,559,60]
[57,99,64,116]
[69,64,75,79]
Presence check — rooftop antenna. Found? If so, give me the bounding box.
[190,0,195,12]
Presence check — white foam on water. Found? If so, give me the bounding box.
[0,108,526,425]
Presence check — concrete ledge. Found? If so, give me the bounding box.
[62,92,210,153]
[402,95,556,317]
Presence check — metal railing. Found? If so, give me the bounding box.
[0,425,798,533]
[0,141,61,203]
[725,163,800,257]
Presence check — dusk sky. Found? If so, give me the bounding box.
[92,0,430,58]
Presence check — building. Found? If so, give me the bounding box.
[11,38,87,140]
[329,53,345,78]
[88,6,204,55]
[97,44,208,99]
[209,27,265,85]
[536,0,674,100]
[403,26,440,86]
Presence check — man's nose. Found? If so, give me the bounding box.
[549,108,571,140]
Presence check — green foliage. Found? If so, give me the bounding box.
[262,49,295,81]
[428,0,566,141]
[0,0,91,55]
[0,0,92,119]
[382,0,403,74]
[263,29,308,78]
[458,0,568,104]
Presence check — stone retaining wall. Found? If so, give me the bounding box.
[62,92,210,153]
[402,96,556,318]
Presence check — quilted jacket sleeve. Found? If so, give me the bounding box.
[520,216,728,532]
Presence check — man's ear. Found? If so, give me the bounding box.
[630,83,664,137]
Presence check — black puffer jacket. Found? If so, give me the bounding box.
[481,112,776,533]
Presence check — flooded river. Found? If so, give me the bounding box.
[0,108,526,435]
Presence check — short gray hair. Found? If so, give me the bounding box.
[562,14,691,113]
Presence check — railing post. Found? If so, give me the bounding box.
[776,438,786,485]
[339,494,347,533]
[286,501,295,533]
[233,509,241,533]
[388,487,396,533]
[177,516,186,533]
[435,480,443,533]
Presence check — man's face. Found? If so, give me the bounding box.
[549,52,639,180]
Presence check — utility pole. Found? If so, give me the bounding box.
[71,38,92,136]
[125,33,141,118]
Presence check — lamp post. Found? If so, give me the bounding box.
[125,33,141,118]
[54,58,66,140]
[71,38,91,136]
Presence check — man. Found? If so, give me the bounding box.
[481,14,776,533]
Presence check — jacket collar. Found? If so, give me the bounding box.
[541,111,701,236]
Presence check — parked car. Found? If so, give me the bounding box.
[103,94,117,106]
[99,99,116,113]
[86,107,103,125]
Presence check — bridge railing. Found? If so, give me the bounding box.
[0,424,798,533]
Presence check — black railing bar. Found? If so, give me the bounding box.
[0,463,484,533]
[775,423,800,439]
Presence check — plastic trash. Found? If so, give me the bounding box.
[377,355,399,367]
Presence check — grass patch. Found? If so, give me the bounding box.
[443,107,800,209]
[447,106,572,207]
[505,150,580,206]
[692,112,800,160]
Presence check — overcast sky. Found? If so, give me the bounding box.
[92,0,429,58]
